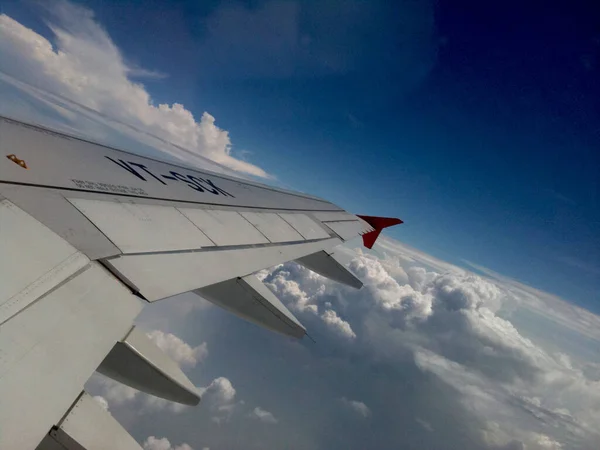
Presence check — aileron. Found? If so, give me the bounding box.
[68,198,215,253]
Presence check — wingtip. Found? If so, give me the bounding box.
[357,215,403,229]
[357,215,403,249]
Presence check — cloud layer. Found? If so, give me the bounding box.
[0,2,268,177]
[143,436,193,450]
[92,237,600,450]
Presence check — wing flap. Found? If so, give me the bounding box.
[97,326,200,406]
[239,212,304,242]
[278,213,331,240]
[178,208,269,246]
[196,275,306,339]
[104,237,342,301]
[68,198,215,253]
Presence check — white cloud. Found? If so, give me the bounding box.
[146,330,208,368]
[348,253,433,322]
[0,2,268,177]
[199,377,236,404]
[321,309,356,339]
[530,433,563,450]
[197,377,240,423]
[263,265,320,315]
[249,406,278,424]
[257,241,600,448]
[462,259,600,343]
[92,395,109,412]
[340,397,371,418]
[143,436,193,450]
[139,394,190,415]
[94,374,139,406]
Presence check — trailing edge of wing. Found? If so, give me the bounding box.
[296,251,363,289]
[96,326,200,406]
[195,275,306,339]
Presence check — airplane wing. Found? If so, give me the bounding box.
[0,116,402,450]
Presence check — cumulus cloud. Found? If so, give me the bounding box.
[348,253,433,323]
[143,436,193,450]
[0,1,268,177]
[249,406,278,424]
[199,377,236,404]
[340,398,371,418]
[255,240,600,448]
[197,377,239,423]
[530,434,563,450]
[146,330,208,368]
[320,309,356,339]
[263,264,321,315]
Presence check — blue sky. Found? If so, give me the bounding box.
[3,0,598,309]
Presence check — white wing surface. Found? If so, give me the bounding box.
[0,116,402,449]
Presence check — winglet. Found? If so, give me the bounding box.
[356,215,403,249]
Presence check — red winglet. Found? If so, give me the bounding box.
[357,215,403,249]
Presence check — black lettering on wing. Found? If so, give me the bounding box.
[105,157,146,181]
[203,178,235,198]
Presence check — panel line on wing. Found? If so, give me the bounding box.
[0,261,92,327]
[240,211,304,243]
[277,213,332,240]
[177,209,218,247]
[237,210,273,243]
[101,236,332,258]
[178,208,270,246]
